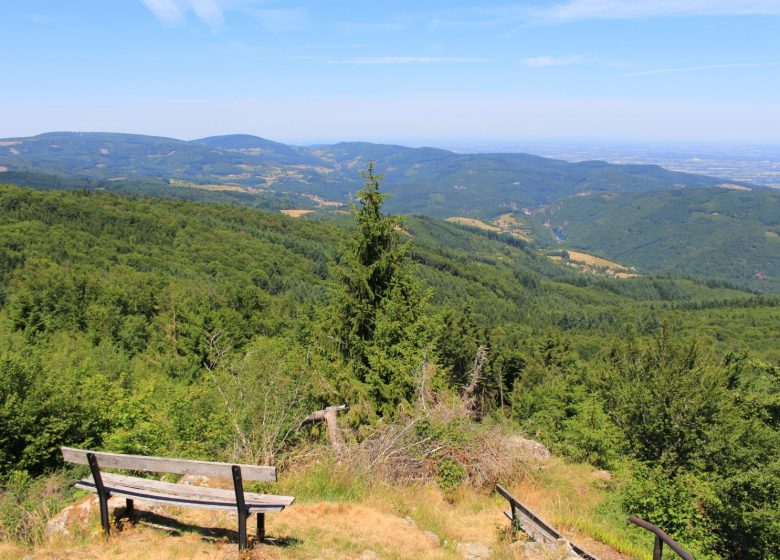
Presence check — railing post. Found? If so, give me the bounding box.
[510,503,520,539]
[86,452,111,536]
[628,515,694,560]
[654,535,664,560]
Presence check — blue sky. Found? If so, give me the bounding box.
[2,0,780,144]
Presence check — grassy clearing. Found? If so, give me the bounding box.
[550,250,640,278]
[280,209,315,218]
[446,217,501,232]
[3,458,644,560]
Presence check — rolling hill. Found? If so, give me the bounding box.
[0,132,740,215]
[2,131,778,292]
[541,187,780,292]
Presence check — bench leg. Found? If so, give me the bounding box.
[257,512,265,543]
[237,508,248,551]
[97,491,111,536]
[231,465,250,551]
[87,452,111,537]
[125,499,134,520]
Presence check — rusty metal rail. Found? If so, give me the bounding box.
[628,515,695,560]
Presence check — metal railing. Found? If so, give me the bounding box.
[628,515,694,560]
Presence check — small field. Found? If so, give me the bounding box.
[446,215,531,241]
[168,179,246,192]
[445,217,501,232]
[281,209,315,218]
[550,250,640,278]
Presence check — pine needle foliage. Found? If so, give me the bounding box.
[331,163,431,418]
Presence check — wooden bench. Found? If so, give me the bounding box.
[61,447,294,551]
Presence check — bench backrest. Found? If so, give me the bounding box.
[61,447,277,482]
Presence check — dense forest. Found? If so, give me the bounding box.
[3,132,779,293]
[0,172,778,559]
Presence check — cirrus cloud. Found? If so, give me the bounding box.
[521,55,584,67]
[141,0,224,30]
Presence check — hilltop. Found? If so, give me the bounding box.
[0,184,778,559]
[2,131,778,293]
[0,132,739,215]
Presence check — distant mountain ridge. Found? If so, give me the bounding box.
[0,131,745,217]
[4,131,779,292]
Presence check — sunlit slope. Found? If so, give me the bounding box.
[544,187,780,292]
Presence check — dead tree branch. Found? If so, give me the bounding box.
[303,404,349,457]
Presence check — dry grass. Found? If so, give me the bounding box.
[280,209,314,218]
[168,179,246,192]
[718,183,751,191]
[566,251,626,270]
[3,483,503,560]
[3,458,640,560]
[445,217,501,232]
[550,251,640,278]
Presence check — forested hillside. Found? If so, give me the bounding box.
[0,181,778,558]
[0,132,736,215]
[543,187,780,292]
[3,132,778,294]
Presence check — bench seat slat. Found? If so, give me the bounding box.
[62,447,276,482]
[76,473,294,513]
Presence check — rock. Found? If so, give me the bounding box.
[458,541,492,560]
[423,530,441,546]
[45,495,123,537]
[358,551,380,560]
[45,493,169,538]
[508,538,575,560]
[179,474,211,487]
[506,436,551,461]
[403,516,417,528]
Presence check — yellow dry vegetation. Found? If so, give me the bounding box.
[718,183,751,191]
[280,209,314,218]
[168,179,246,193]
[765,230,780,240]
[2,458,640,560]
[445,217,501,232]
[567,251,628,270]
[495,214,532,241]
[550,251,640,278]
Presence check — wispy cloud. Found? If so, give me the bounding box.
[521,55,584,67]
[141,1,311,32]
[526,0,780,23]
[623,60,780,76]
[190,0,224,29]
[250,8,309,31]
[329,56,484,65]
[142,0,184,26]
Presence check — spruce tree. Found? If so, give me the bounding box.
[331,163,430,417]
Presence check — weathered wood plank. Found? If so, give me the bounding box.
[76,473,293,512]
[496,484,600,560]
[91,473,293,505]
[62,447,276,482]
